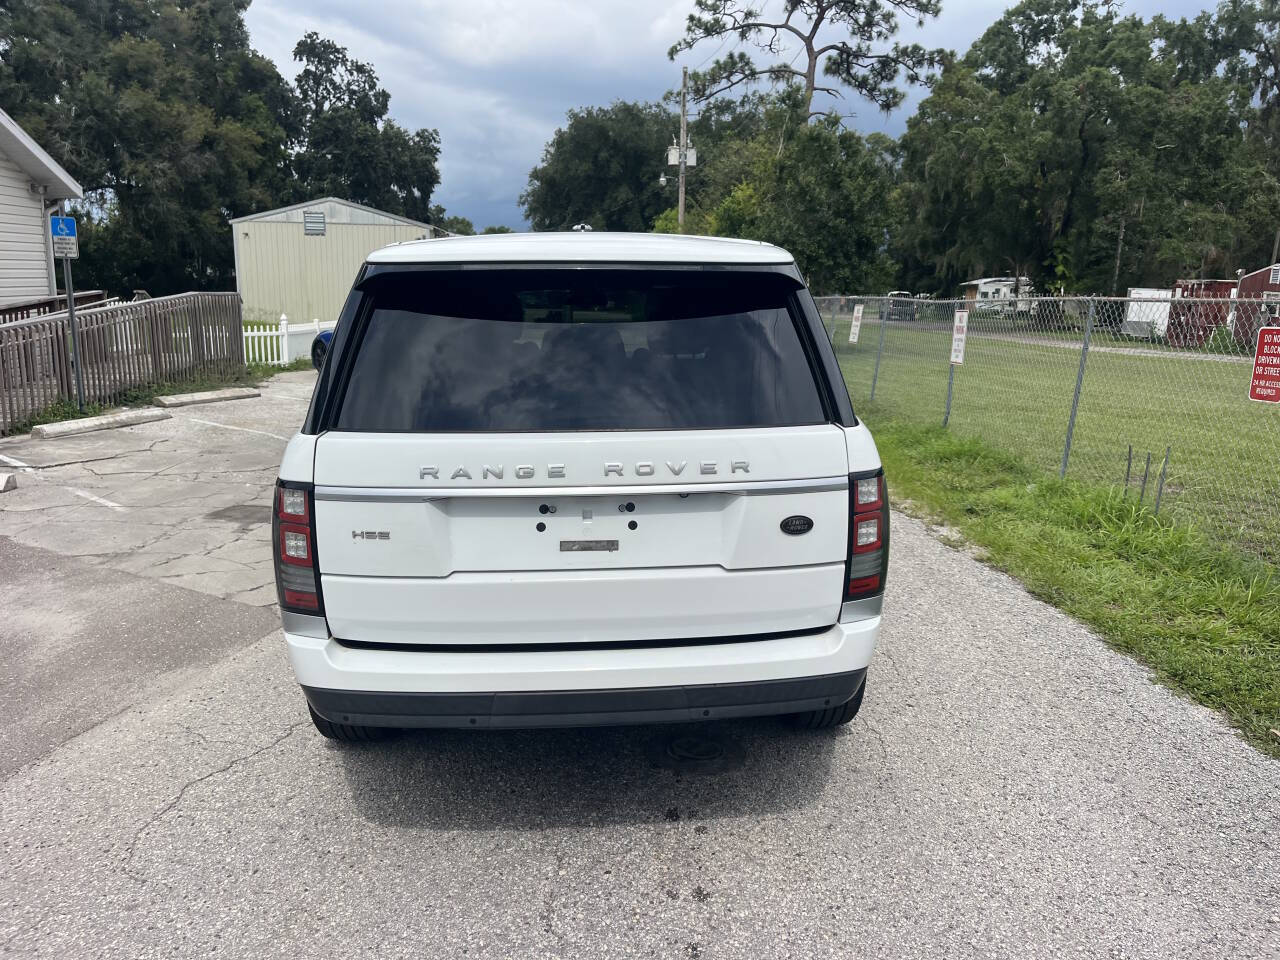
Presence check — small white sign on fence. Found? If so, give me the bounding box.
[950,310,969,364]
[848,304,864,343]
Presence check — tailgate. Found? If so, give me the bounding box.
[312,427,850,645]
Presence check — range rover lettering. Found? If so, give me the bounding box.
[274,231,888,740]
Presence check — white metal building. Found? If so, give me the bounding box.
[0,108,83,307]
[230,197,444,327]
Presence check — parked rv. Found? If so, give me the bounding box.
[959,277,1035,313]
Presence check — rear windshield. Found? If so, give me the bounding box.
[334,268,826,432]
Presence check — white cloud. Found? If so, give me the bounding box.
[244,0,1211,229]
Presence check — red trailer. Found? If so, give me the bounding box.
[1234,263,1280,347]
[1167,279,1236,348]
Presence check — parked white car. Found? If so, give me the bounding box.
[273,232,888,739]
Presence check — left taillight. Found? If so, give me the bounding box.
[845,469,889,602]
[273,480,324,615]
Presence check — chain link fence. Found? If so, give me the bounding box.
[813,294,1280,563]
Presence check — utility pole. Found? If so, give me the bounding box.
[661,68,698,226]
[678,66,688,233]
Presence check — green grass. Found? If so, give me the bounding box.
[830,318,1279,561]
[247,356,314,378]
[6,398,108,436]
[874,420,1280,758]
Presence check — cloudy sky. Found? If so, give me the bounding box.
[244,0,1210,230]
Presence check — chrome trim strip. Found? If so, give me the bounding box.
[321,559,844,580]
[839,595,883,622]
[314,477,848,502]
[282,610,330,639]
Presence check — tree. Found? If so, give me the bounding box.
[0,9,445,295]
[1217,0,1280,131]
[521,96,769,232]
[718,121,896,292]
[430,209,475,235]
[0,0,295,294]
[654,93,897,292]
[668,0,945,117]
[895,0,1275,293]
[1214,0,1280,266]
[481,225,515,234]
[290,33,440,223]
[520,102,675,231]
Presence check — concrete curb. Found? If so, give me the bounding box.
[154,387,261,408]
[32,408,171,440]
[0,472,15,492]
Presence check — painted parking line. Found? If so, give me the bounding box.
[0,453,34,473]
[184,417,289,442]
[66,488,127,512]
[1,455,127,511]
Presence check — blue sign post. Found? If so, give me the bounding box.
[49,214,85,409]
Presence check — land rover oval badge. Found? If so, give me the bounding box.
[780,515,813,536]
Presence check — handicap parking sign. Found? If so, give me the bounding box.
[50,216,78,258]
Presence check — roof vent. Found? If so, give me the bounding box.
[1270,264,1279,285]
[303,210,326,236]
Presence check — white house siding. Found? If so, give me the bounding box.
[0,152,52,306]
[233,219,428,326]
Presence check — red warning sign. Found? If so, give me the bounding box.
[1250,327,1280,403]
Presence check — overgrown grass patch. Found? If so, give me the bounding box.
[3,361,313,437]
[247,356,314,378]
[115,369,263,407]
[6,398,108,436]
[871,418,1280,758]
[117,357,313,406]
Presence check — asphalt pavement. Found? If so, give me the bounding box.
[0,371,1276,959]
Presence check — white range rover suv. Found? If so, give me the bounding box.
[273,232,888,740]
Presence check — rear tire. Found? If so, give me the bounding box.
[787,678,866,730]
[310,332,330,370]
[307,704,393,742]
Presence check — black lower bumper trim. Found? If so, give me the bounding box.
[303,669,867,729]
[331,624,830,654]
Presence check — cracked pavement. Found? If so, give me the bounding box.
[1,374,1278,958]
[0,373,312,606]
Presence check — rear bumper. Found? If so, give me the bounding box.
[286,616,879,728]
[303,669,866,729]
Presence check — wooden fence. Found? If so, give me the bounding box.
[0,292,244,435]
[0,290,114,325]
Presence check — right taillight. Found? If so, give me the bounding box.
[273,480,324,614]
[845,470,889,601]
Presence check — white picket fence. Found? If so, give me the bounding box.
[243,315,335,366]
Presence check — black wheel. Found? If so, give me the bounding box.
[310,335,329,370]
[307,703,393,742]
[786,678,866,730]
